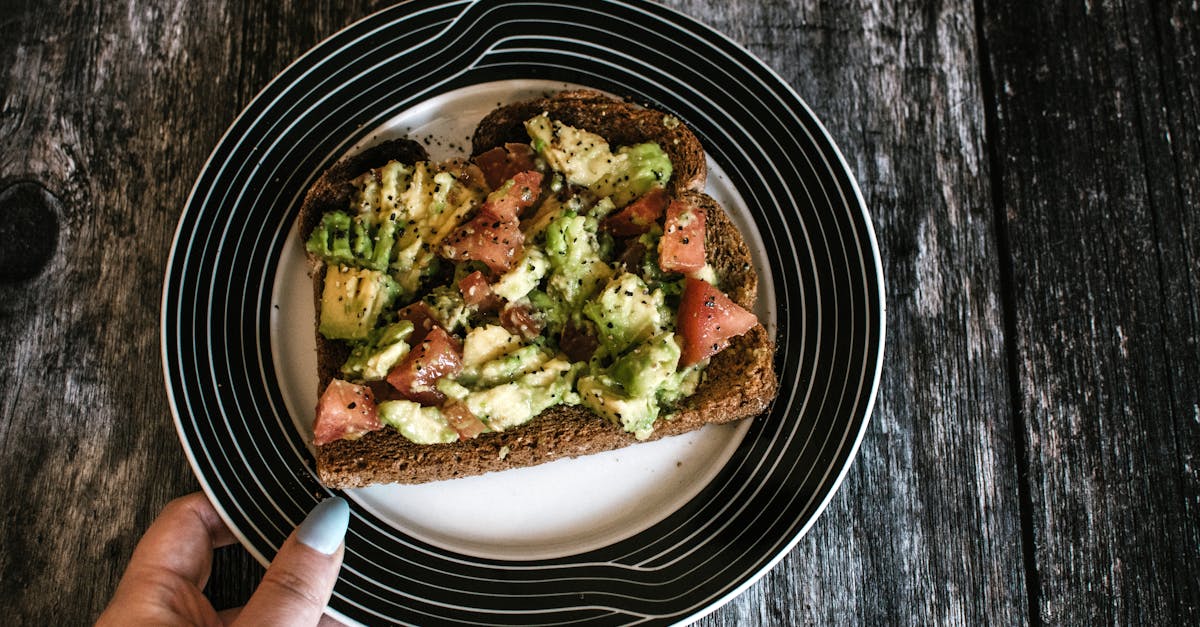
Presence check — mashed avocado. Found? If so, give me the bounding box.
[310,113,724,444]
[378,400,457,444]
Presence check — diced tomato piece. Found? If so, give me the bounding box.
[601,188,669,237]
[659,199,706,276]
[474,143,537,190]
[397,301,439,345]
[441,214,525,273]
[442,401,488,439]
[482,170,543,222]
[677,277,758,366]
[459,270,502,311]
[313,379,382,445]
[499,302,543,341]
[386,326,464,406]
[441,170,540,273]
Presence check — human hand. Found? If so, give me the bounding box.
[97,492,349,626]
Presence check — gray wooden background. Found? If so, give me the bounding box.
[1,0,1197,624]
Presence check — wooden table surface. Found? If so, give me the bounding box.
[2,0,1197,624]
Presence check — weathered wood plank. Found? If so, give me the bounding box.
[0,2,228,620]
[669,0,1028,625]
[981,0,1200,623]
[21,0,1188,624]
[0,0,370,621]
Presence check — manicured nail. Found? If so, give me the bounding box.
[296,497,349,555]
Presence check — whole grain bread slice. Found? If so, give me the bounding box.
[305,95,777,487]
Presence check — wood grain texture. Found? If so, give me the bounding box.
[2,0,1196,624]
[981,0,1200,623]
[668,0,1027,624]
[0,0,373,620]
[0,1,231,620]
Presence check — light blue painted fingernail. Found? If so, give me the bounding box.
[296,497,349,555]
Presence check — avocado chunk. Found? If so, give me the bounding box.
[399,162,437,221]
[592,142,673,207]
[656,362,705,407]
[352,160,413,225]
[463,383,535,431]
[492,248,549,302]
[544,211,613,310]
[366,217,399,271]
[353,160,454,225]
[378,400,457,444]
[519,355,579,388]
[389,236,427,295]
[577,374,660,440]
[609,332,682,397]
[523,194,589,242]
[582,271,668,357]
[340,320,414,381]
[522,358,583,410]
[526,289,567,338]
[306,210,401,273]
[522,360,582,408]
[525,115,671,208]
[627,225,678,295]
[463,360,580,431]
[423,284,470,334]
[471,344,553,387]
[461,324,522,369]
[351,160,478,295]
[319,265,401,341]
[306,211,355,266]
[525,115,616,187]
[436,377,471,402]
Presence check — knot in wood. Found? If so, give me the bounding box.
[0,181,60,282]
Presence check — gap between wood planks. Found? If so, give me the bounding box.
[970,0,1043,624]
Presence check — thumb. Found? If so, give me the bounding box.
[233,497,349,626]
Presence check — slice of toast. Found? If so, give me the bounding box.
[304,93,777,487]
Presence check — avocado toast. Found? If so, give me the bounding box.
[301,91,777,487]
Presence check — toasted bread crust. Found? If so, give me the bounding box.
[306,94,777,487]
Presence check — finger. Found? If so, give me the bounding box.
[233,497,349,627]
[124,492,237,589]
